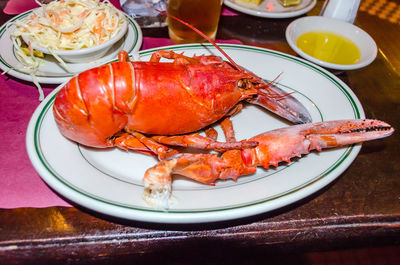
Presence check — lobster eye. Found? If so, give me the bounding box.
[237,79,251,89]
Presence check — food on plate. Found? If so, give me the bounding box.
[12,0,125,51]
[277,0,301,7]
[21,47,44,58]
[9,0,126,100]
[235,0,263,6]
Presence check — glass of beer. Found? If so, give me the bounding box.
[167,0,223,44]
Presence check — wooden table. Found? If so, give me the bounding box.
[1,1,399,264]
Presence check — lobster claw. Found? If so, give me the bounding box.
[142,119,393,208]
[246,119,394,168]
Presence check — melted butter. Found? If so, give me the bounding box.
[296,31,361,65]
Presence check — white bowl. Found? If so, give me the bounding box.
[285,16,377,70]
[22,11,128,64]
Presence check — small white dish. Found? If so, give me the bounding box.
[21,10,128,64]
[285,16,377,70]
[224,0,316,19]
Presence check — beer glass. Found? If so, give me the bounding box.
[167,0,223,44]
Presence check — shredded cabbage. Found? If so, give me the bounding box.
[9,0,126,100]
[13,0,125,50]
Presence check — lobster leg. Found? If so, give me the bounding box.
[220,117,236,142]
[150,50,199,64]
[113,131,179,159]
[142,119,394,208]
[151,117,246,151]
[118,50,130,62]
[131,132,180,160]
[205,127,218,141]
[149,50,230,66]
[151,134,258,151]
[201,117,235,143]
[114,126,256,159]
[113,132,155,156]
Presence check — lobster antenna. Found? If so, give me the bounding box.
[260,72,293,99]
[160,11,242,71]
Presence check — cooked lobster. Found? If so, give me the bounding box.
[53,48,312,158]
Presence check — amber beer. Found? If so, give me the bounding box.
[167,0,222,44]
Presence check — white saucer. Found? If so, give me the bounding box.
[286,16,377,70]
[0,10,143,84]
[224,0,316,18]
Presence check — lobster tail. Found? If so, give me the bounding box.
[53,61,137,148]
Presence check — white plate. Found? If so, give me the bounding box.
[0,10,143,84]
[224,0,316,18]
[26,44,364,224]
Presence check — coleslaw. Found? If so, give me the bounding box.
[9,0,126,100]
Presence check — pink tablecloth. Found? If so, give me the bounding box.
[0,76,64,208]
[0,0,242,209]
